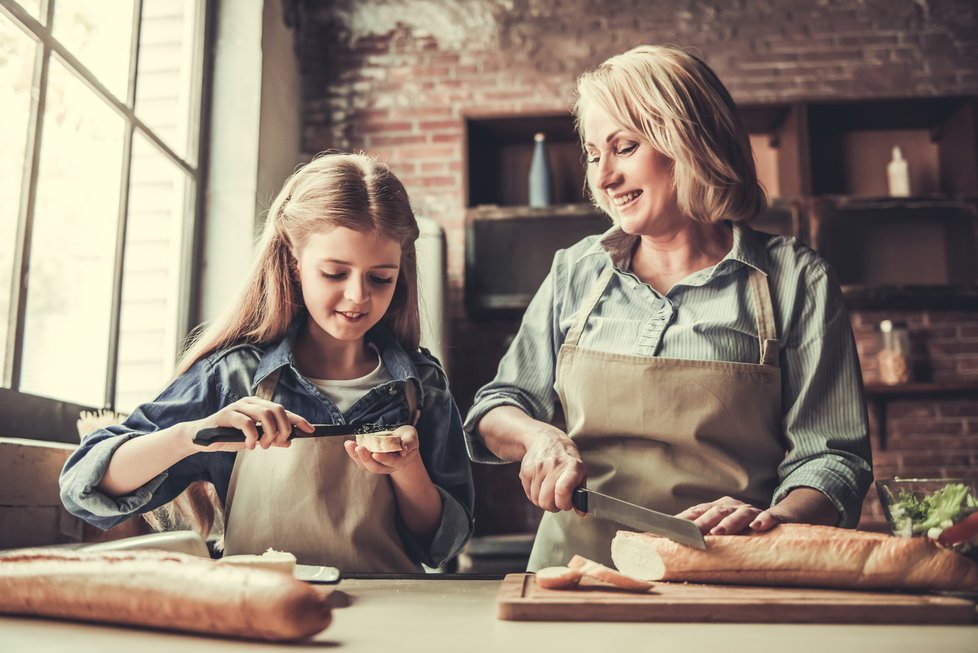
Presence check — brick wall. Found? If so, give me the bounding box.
[288,0,978,533]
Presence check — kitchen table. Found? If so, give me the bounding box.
[1,577,975,652]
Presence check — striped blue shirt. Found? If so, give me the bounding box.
[464,221,873,527]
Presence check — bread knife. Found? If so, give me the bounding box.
[572,487,707,550]
[193,422,388,446]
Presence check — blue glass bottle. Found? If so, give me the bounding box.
[528,132,553,207]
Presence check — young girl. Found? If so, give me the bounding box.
[60,153,474,572]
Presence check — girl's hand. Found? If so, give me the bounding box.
[675,496,777,535]
[191,397,314,452]
[343,425,420,475]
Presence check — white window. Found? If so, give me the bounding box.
[1,0,208,415]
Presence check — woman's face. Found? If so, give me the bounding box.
[582,104,683,236]
[294,225,401,344]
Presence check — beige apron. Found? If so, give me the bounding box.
[527,264,786,570]
[223,369,422,572]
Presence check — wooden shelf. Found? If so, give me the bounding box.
[463,97,978,317]
[464,205,608,317]
[864,381,978,447]
[842,285,978,310]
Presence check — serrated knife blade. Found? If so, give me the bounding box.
[572,486,706,549]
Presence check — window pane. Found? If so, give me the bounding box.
[135,0,201,161]
[52,0,135,101]
[115,133,189,412]
[18,1,43,23]
[0,17,36,375]
[20,57,124,405]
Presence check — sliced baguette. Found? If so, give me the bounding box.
[568,554,655,592]
[611,523,978,591]
[535,566,584,590]
[356,430,402,453]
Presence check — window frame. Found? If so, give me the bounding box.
[0,0,214,438]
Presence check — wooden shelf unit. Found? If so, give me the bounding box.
[864,381,978,447]
[462,96,978,315]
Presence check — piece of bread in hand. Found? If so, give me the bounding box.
[355,430,402,453]
[611,523,978,591]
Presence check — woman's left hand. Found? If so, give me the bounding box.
[675,496,782,535]
[343,425,420,475]
[676,488,839,535]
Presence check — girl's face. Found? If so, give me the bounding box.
[582,103,683,236]
[294,226,402,343]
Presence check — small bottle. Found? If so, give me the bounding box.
[528,132,553,207]
[887,146,910,197]
[878,320,911,385]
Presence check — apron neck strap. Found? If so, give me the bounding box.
[255,367,283,401]
[565,265,615,347]
[403,379,420,426]
[747,268,780,367]
[564,262,780,367]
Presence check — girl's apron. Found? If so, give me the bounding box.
[527,264,787,570]
[222,369,421,572]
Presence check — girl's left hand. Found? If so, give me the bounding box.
[343,425,420,475]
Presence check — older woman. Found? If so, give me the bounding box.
[464,45,873,570]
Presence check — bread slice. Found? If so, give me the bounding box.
[535,566,584,590]
[219,548,297,575]
[611,523,978,591]
[355,430,402,453]
[568,554,654,592]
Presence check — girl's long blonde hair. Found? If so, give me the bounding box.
[178,151,421,375]
[161,152,421,541]
[575,44,766,224]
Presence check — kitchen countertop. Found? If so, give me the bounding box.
[1,577,975,652]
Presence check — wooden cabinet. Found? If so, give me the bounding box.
[464,96,978,314]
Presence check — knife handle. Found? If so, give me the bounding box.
[572,487,589,513]
[193,425,270,446]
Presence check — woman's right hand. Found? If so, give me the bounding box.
[190,397,314,452]
[520,427,586,513]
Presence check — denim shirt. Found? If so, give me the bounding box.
[60,320,475,568]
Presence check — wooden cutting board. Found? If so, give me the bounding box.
[497,573,977,624]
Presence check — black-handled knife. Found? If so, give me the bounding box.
[193,422,387,446]
[573,486,706,549]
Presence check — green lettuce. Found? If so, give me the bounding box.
[890,483,978,538]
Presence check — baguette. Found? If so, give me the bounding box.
[611,523,978,591]
[355,430,402,453]
[0,548,331,640]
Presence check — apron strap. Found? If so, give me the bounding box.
[565,265,615,347]
[747,268,780,367]
[255,367,283,401]
[403,379,421,426]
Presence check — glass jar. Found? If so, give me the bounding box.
[878,320,911,385]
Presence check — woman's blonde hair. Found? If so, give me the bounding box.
[574,44,766,224]
[163,152,421,541]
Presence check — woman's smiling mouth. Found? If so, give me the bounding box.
[613,190,642,208]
